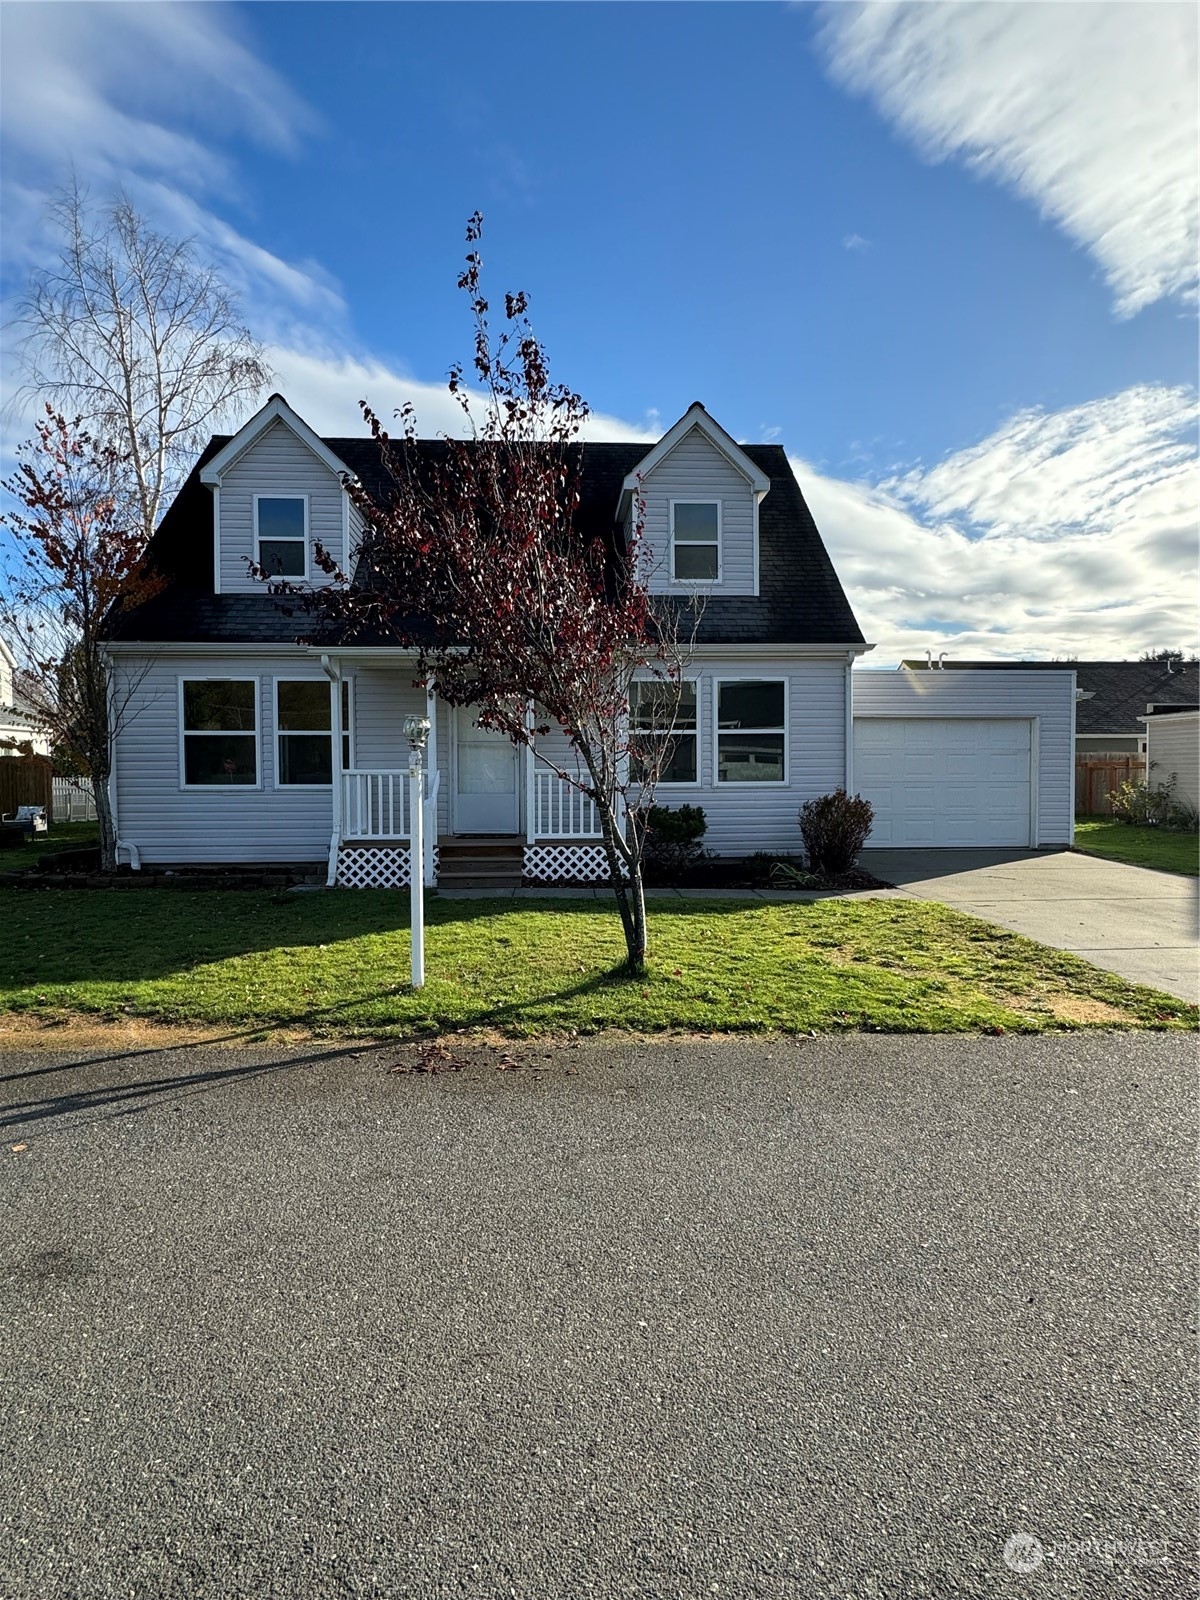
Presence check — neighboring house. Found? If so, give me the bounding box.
[104,395,1076,882]
[1140,709,1200,811]
[0,636,50,758]
[902,658,1200,755]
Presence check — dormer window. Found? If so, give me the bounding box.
[671,500,720,582]
[256,496,307,578]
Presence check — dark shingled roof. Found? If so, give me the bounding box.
[902,659,1200,736]
[109,434,865,647]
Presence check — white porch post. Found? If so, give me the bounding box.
[524,700,536,844]
[321,654,343,886]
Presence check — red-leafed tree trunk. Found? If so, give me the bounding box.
[2,409,160,870]
[291,216,695,973]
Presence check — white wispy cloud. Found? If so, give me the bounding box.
[266,344,660,444]
[817,1,1198,316]
[0,3,337,336]
[797,384,1199,664]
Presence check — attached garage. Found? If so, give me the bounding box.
[854,717,1032,846]
[852,668,1076,849]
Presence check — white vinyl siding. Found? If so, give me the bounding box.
[852,668,1076,846]
[218,419,346,592]
[1144,711,1199,810]
[640,428,757,596]
[630,656,847,855]
[112,653,336,863]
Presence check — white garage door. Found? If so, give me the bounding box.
[853,718,1033,847]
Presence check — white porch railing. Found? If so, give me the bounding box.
[532,770,602,839]
[341,770,411,838]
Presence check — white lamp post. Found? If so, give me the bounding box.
[403,714,431,989]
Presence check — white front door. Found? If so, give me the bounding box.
[453,709,521,835]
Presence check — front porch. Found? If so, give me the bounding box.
[320,660,615,889]
[331,768,612,889]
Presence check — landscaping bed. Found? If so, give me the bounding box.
[643,853,892,891]
[1,887,1193,1039]
[1073,821,1199,877]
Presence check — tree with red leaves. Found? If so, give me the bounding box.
[295,217,695,971]
[2,408,160,869]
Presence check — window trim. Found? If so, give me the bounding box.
[272,675,353,790]
[713,676,789,786]
[254,493,309,581]
[669,498,722,586]
[178,676,261,790]
[629,675,701,787]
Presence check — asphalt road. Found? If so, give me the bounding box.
[1,1033,1196,1599]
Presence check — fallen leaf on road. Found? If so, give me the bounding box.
[10,1143,27,1153]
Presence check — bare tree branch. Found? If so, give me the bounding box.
[9,184,273,543]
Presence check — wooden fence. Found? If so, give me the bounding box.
[1075,755,1144,817]
[0,755,54,819]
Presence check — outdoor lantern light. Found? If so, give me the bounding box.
[403,714,432,988]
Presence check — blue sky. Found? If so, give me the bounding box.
[1,1,1196,662]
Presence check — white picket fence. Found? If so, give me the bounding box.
[52,777,98,822]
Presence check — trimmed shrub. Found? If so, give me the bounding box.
[643,804,708,879]
[798,789,874,876]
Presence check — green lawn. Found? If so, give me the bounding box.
[1073,821,1199,876]
[0,821,99,871]
[0,889,1192,1038]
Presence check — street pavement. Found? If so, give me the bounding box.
[1,1033,1196,1598]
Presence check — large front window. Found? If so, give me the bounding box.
[629,679,698,784]
[256,496,307,577]
[274,680,352,784]
[181,680,258,786]
[671,501,720,582]
[716,680,786,783]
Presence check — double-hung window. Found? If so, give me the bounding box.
[256,496,307,577]
[629,679,698,785]
[181,680,258,786]
[276,680,352,785]
[671,501,720,582]
[716,680,786,783]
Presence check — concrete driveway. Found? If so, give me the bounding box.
[1,1034,1196,1598]
[864,848,1199,1003]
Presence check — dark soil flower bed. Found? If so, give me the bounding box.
[643,855,893,891]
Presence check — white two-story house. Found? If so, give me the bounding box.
[103,394,1075,884]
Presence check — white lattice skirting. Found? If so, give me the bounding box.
[336,845,439,889]
[523,844,615,884]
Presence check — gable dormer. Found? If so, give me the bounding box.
[619,403,771,598]
[200,395,356,594]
